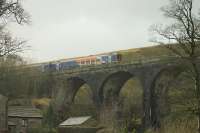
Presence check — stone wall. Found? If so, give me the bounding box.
[58,127,101,133]
[8,117,42,133]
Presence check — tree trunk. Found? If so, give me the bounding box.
[5,98,9,133]
[191,61,200,133]
[194,75,200,133]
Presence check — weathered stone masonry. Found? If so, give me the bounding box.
[52,57,185,129]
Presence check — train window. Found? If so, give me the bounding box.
[117,54,122,61]
[86,60,90,64]
[91,60,95,64]
[81,61,84,65]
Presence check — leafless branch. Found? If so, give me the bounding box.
[0,29,28,57]
[0,0,30,25]
[151,0,200,59]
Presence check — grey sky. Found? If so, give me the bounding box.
[8,0,199,63]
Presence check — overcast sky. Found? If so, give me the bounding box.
[7,0,199,63]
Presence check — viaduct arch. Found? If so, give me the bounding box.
[52,57,186,129]
[149,65,187,128]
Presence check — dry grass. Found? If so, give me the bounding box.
[119,45,174,63]
[145,118,197,133]
[32,98,51,109]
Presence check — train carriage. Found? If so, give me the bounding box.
[43,63,58,71]
[59,60,79,70]
[76,55,98,66]
[41,52,122,72]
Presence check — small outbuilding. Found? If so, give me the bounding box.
[8,106,43,133]
[58,116,101,133]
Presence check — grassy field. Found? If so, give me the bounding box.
[118,45,175,63]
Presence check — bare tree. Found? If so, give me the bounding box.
[0,0,30,58]
[0,0,30,131]
[150,0,200,132]
[0,0,30,24]
[0,30,27,57]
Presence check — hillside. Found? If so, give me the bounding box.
[118,45,175,63]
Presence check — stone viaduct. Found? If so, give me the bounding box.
[52,56,185,129]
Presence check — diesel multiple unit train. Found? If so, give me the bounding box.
[42,52,122,71]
